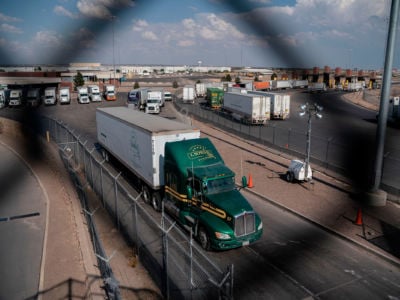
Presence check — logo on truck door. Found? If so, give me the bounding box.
[187,144,216,162]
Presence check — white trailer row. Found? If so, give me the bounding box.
[223,90,290,123]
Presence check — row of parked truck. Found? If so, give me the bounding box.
[0,84,117,108]
[183,85,291,125]
[0,86,69,108]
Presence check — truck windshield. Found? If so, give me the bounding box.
[205,177,235,194]
[147,99,159,103]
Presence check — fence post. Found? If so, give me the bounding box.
[114,172,122,230]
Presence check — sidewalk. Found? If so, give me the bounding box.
[190,118,400,266]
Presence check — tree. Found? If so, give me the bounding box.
[221,74,232,82]
[271,73,278,80]
[172,81,178,88]
[235,76,241,84]
[73,72,84,90]
[134,81,140,89]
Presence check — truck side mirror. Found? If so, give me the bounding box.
[187,186,193,200]
[241,176,247,188]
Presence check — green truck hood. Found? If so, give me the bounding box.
[205,189,254,217]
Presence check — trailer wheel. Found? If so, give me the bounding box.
[151,192,162,212]
[101,149,109,162]
[142,185,151,204]
[198,227,211,251]
[286,171,294,183]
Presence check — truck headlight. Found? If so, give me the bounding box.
[215,232,230,240]
[258,222,263,231]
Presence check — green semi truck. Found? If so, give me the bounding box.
[206,87,224,109]
[97,107,263,250]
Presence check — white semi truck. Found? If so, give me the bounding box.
[103,85,116,101]
[88,85,102,102]
[145,90,162,114]
[77,86,90,104]
[43,87,57,105]
[223,91,271,124]
[59,87,71,104]
[0,89,10,108]
[9,89,23,107]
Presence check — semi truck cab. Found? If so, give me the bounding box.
[164,138,263,250]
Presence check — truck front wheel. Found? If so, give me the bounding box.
[198,227,211,251]
[151,192,162,212]
[142,185,151,204]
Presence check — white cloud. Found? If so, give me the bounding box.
[54,5,78,19]
[178,39,196,47]
[76,0,134,19]
[0,12,21,23]
[142,31,158,41]
[248,0,272,4]
[33,30,62,47]
[132,19,148,31]
[0,24,23,34]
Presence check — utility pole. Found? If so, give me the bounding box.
[372,0,399,194]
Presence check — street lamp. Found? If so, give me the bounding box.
[111,15,116,86]
[299,102,323,180]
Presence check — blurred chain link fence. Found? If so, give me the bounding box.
[174,100,400,196]
[38,116,233,300]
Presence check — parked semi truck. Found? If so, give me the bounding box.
[59,87,71,104]
[146,90,162,114]
[88,85,102,102]
[43,87,57,105]
[26,88,41,107]
[206,87,224,109]
[251,91,290,120]
[183,85,195,104]
[308,82,327,92]
[0,89,10,108]
[9,89,23,107]
[103,85,116,101]
[77,86,89,104]
[223,91,270,124]
[96,107,263,250]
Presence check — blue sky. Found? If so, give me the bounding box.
[0,0,397,70]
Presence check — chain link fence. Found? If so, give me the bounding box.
[174,100,400,196]
[38,116,233,300]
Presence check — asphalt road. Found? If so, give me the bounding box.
[213,191,400,299]
[0,142,46,299]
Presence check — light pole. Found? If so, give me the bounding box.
[299,102,323,180]
[111,15,116,86]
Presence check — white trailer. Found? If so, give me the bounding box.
[88,85,102,102]
[195,83,206,97]
[272,80,292,90]
[26,88,41,107]
[346,82,363,92]
[9,89,23,106]
[44,87,57,105]
[96,107,200,191]
[183,85,195,103]
[308,82,327,92]
[223,91,270,124]
[77,86,89,104]
[251,91,290,120]
[59,87,71,104]
[291,80,309,89]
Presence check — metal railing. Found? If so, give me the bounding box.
[39,116,233,300]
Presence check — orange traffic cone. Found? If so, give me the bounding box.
[355,208,363,226]
[247,174,254,188]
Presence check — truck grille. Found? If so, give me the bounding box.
[234,212,256,237]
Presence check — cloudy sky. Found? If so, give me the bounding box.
[0,0,397,70]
